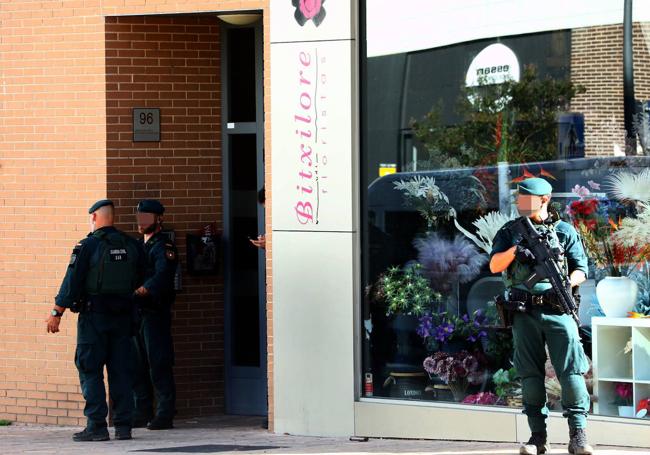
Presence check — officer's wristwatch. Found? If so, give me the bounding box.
[50,309,63,318]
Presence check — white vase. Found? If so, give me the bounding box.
[596,276,638,318]
[618,405,635,417]
[577,279,598,325]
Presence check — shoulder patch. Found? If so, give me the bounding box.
[165,248,176,261]
[68,243,83,267]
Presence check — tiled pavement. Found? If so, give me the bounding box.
[0,415,647,455]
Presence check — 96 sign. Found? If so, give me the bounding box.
[133,108,160,142]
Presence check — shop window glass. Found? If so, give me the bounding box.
[361,1,650,415]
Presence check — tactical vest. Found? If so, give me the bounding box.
[505,218,568,293]
[85,230,139,296]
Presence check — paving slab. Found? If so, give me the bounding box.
[0,416,647,455]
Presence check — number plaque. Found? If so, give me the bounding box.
[133,108,160,142]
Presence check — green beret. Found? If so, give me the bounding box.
[137,199,165,215]
[518,177,553,196]
[88,199,114,214]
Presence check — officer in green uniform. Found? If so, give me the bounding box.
[490,178,593,455]
[46,200,143,442]
[132,199,178,430]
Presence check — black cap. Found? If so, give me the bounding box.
[88,199,114,214]
[137,199,165,215]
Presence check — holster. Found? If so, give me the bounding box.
[69,300,88,314]
[494,295,526,328]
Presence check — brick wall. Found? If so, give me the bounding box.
[0,0,271,427]
[105,14,224,417]
[571,23,650,156]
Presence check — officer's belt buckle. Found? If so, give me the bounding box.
[531,295,545,307]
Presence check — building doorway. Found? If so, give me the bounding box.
[222,19,267,416]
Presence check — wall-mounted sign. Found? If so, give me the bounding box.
[465,43,520,88]
[465,43,520,109]
[133,108,160,142]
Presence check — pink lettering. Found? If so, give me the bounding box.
[295,202,314,224]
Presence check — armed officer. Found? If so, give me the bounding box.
[489,178,593,455]
[46,200,143,442]
[132,199,178,430]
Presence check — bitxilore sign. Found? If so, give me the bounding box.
[270,0,357,439]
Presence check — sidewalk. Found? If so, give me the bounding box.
[0,415,647,455]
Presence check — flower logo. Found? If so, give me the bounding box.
[292,0,326,27]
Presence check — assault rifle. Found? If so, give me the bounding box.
[509,216,581,326]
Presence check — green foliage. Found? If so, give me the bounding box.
[492,367,520,399]
[411,66,586,168]
[0,419,12,426]
[373,263,442,317]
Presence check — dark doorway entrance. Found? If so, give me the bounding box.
[222,20,267,416]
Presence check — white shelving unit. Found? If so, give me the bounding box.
[592,317,650,417]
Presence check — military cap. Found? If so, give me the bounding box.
[88,199,114,214]
[517,177,553,196]
[137,199,165,215]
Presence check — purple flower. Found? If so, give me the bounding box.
[417,313,434,339]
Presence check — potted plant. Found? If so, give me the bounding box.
[492,367,522,407]
[613,382,634,417]
[423,350,487,402]
[372,263,441,364]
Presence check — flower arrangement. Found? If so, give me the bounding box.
[566,181,636,277]
[462,391,498,405]
[612,382,633,406]
[373,263,441,317]
[607,170,650,264]
[393,176,456,229]
[417,310,488,352]
[413,233,488,292]
[423,350,486,384]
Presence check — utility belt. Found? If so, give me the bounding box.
[70,296,132,315]
[508,289,565,314]
[495,289,565,328]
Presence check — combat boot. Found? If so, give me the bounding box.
[519,431,550,455]
[114,426,132,440]
[146,416,173,430]
[568,428,594,454]
[72,427,110,442]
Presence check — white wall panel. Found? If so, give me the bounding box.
[273,231,356,436]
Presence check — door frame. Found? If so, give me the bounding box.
[221,17,267,415]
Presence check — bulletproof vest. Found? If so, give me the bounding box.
[85,229,139,296]
[505,218,568,293]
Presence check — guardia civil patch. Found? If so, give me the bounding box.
[109,248,128,262]
[165,249,176,261]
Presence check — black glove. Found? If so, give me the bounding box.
[515,244,536,264]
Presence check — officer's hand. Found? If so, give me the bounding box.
[249,235,266,250]
[512,233,525,246]
[515,244,536,264]
[46,315,61,334]
[134,286,149,297]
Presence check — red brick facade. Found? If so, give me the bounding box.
[571,23,650,156]
[105,14,224,417]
